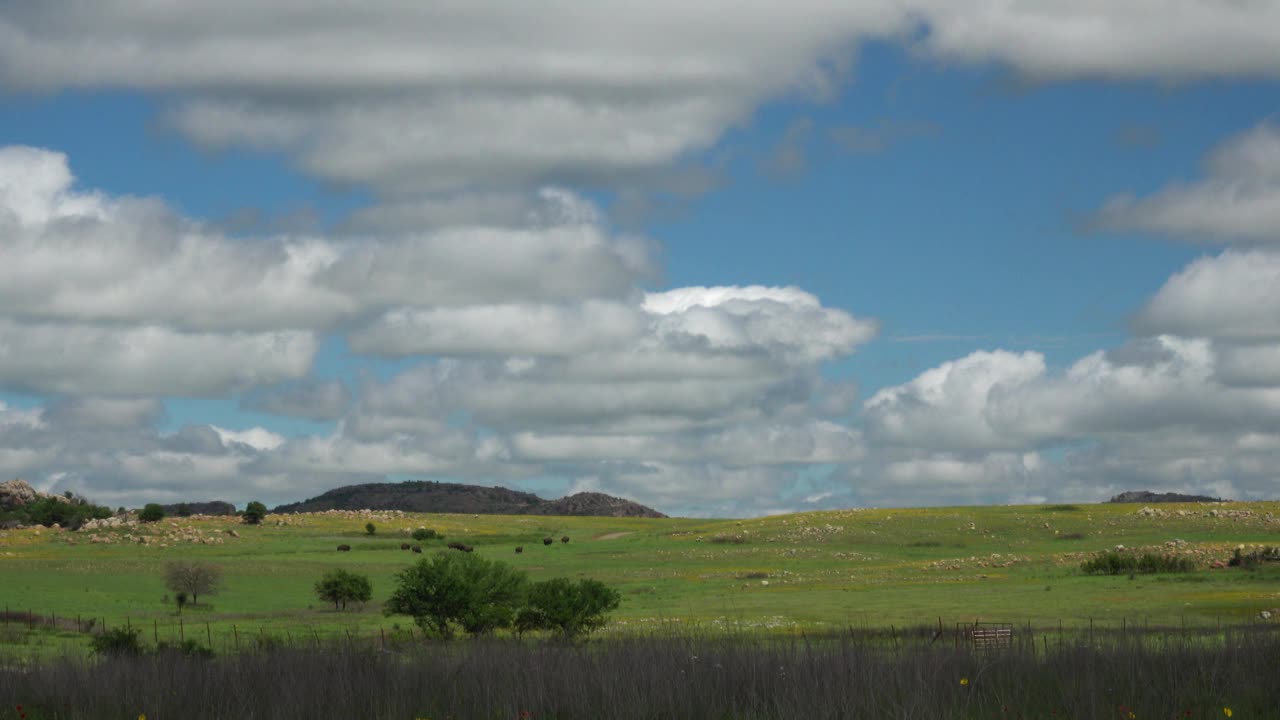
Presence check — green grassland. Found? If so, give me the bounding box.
[2,501,1279,654]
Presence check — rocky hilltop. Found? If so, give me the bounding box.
[1109,490,1226,504]
[0,479,69,510]
[272,481,666,518]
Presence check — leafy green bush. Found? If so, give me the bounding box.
[515,577,621,639]
[138,503,165,523]
[90,627,143,657]
[242,501,267,525]
[1,495,112,530]
[384,552,527,639]
[411,527,438,541]
[1081,551,1195,575]
[315,569,373,611]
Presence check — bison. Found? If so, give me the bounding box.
[400,543,411,550]
[543,537,554,546]
[447,541,474,553]
[561,536,570,544]
[336,544,351,552]
[411,545,422,553]
[515,546,524,554]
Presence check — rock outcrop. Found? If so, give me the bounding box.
[1109,490,1226,504]
[0,479,69,510]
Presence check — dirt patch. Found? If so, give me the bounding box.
[593,531,634,541]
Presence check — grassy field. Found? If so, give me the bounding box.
[2,500,1279,655]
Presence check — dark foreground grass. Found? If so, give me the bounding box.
[3,626,1278,719]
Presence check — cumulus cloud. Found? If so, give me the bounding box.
[1095,123,1280,244]
[0,153,655,334]
[1135,250,1280,341]
[0,320,316,397]
[0,2,913,193]
[863,350,1047,450]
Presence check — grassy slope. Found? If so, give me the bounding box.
[2,501,1279,654]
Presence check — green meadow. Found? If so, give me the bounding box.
[2,501,1279,655]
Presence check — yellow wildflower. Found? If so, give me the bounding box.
[1224,709,1233,718]
[959,678,969,686]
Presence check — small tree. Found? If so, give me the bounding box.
[163,561,223,605]
[384,552,527,639]
[515,577,621,639]
[365,522,376,536]
[138,503,165,523]
[243,501,267,525]
[315,569,373,611]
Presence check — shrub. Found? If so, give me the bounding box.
[138,503,165,523]
[156,639,213,658]
[515,578,621,639]
[384,552,528,639]
[1081,551,1195,575]
[315,569,373,611]
[1229,546,1280,569]
[90,626,143,657]
[243,501,267,525]
[365,522,376,536]
[411,528,438,542]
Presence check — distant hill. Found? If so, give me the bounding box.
[272,481,666,518]
[161,501,237,516]
[1108,490,1225,504]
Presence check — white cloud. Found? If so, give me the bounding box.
[211,426,285,452]
[0,321,317,397]
[863,350,1046,450]
[0,151,656,334]
[0,2,910,193]
[909,1,1280,81]
[1095,123,1280,244]
[1135,250,1280,341]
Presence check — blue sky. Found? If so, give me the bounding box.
[2,3,1279,516]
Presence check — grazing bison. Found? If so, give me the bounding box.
[447,541,474,553]
[336,544,351,552]
[515,546,524,554]
[411,545,423,553]
[542,537,554,546]
[400,543,411,550]
[561,536,570,544]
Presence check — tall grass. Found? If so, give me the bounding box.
[2,626,1278,719]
